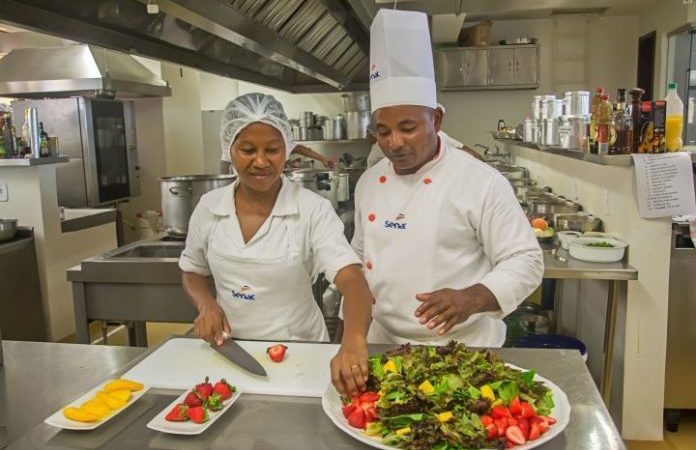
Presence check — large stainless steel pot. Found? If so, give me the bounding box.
[346,111,371,139]
[0,218,18,241]
[341,92,370,112]
[160,174,237,236]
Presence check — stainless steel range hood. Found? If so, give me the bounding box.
[0,0,370,93]
[0,44,172,98]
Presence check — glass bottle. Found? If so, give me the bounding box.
[629,88,645,153]
[611,88,632,154]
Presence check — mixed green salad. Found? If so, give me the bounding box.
[349,341,555,450]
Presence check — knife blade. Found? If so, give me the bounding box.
[210,337,268,377]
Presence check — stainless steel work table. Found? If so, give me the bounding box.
[542,248,638,405]
[0,339,625,450]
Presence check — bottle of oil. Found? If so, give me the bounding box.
[589,87,605,153]
[597,94,613,155]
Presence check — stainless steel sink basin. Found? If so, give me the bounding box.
[110,243,183,259]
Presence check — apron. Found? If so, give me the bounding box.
[361,145,506,347]
[207,218,329,342]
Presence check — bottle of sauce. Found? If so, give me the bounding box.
[611,88,632,154]
[629,88,645,153]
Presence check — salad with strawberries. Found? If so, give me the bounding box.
[340,341,556,450]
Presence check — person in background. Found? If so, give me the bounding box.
[349,9,543,347]
[181,93,372,394]
[366,103,483,167]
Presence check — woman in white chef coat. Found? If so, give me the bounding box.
[179,93,372,393]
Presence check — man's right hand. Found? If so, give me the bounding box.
[194,300,231,346]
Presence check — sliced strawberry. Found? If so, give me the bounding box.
[492,406,512,419]
[520,402,536,419]
[509,396,522,416]
[517,417,530,440]
[359,391,380,403]
[165,404,189,422]
[494,418,508,436]
[541,415,557,425]
[212,379,235,400]
[480,415,493,426]
[506,441,515,449]
[187,406,209,424]
[485,423,498,440]
[529,422,541,441]
[505,425,526,445]
[267,344,288,362]
[365,406,379,422]
[183,390,203,407]
[347,407,366,429]
[195,377,214,400]
[538,420,550,433]
[342,402,357,419]
[507,417,518,427]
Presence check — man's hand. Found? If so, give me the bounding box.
[330,334,369,396]
[321,156,337,169]
[194,300,231,346]
[414,284,499,336]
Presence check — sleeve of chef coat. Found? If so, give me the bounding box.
[350,179,365,262]
[178,201,213,276]
[476,175,544,318]
[310,198,362,283]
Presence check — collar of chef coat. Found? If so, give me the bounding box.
[208,175,299,217]
[385,136,446,176]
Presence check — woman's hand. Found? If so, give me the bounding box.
[194,300,231,346]
[330,333,369,396]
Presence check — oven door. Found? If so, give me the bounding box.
[82,98,131,205]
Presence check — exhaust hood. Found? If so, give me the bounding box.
[0,44,172,98]
[0,0,370,93]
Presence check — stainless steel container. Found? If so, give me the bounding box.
[531,201,582,219]
[332,115,346,140]
[298,126,308,141]
[0,218,18,241]
[539,95,557,120]
[346,111,371,139]
[555,213,602,232]
[301,111,315,127]
[564,91,590,117]
[554,99,565,118]
[341,92,370,112]
[24,107,41,158]
[532,95,544,120]
[322,120,334,140]
[558,116,588,151]
[540,118,559,146]
[523,118,536,143]
[336,172,350,203]
[159,174,237,236]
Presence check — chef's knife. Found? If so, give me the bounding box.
[210,335,267,377]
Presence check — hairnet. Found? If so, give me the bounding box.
[220,93,294,162]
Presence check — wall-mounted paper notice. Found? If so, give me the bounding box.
[632,153,696,218]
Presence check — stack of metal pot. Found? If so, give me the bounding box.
[342,92,371,139]
[558,91,590,151]
[525,92,590,151]
[527,94,561,146]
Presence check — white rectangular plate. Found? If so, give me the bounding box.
[147,389,242,435]
[45,383,151,431]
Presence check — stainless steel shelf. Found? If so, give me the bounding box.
[0,156,69,166]
[496,138,696,165]
[542,250,638,281]
[295,139,368,145]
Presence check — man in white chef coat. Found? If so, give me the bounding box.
[351,9,543,346]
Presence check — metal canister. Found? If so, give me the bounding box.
[540,95,557,120]
[554,99,565,118]
[332,115,345,140]
[540,118,559,146]
[523,118,536,142]
[532,95,544,120]
[24,107,41,158]
[559,116,588,151]
[564,91,590,117]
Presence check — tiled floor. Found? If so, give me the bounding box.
[64,322,696,449]
[626,411,696,450]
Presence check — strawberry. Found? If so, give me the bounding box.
[365,405,379,422]
[183,391,203,407]
[528,422,541,441]
[347,407,366,429]
[505,425,526,445]
[541,415,557,425]
[359,391,380,403]
[538,420,550,433]
[494,418,508,436]
[485,423,498,440]
[195,377,214,400]
[480,415,493,426]
[342,402,357,419]
[187,406,209,424]
[520,402,535,419]
[509,396,522,416]
[506,441,515,449]
[492,406,512,419]
[517,417,530,440]
[267,344,287,362]
[206,393,223,411]
[212,379,234,400]
[165,404,189,422]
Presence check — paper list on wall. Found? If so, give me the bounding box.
[632,153,696,218]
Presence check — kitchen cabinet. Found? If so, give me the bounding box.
[437,44,539,91]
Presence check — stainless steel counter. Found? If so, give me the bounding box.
[0,339,626,450]
[542,249,638,281]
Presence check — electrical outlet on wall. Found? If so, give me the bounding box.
[0,181,7,202]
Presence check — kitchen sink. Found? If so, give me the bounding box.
[109,243,183,259]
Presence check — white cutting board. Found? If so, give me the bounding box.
[122,338,339,398]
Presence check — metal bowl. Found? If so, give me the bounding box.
[0,218,18,241]
[555,213,603,232]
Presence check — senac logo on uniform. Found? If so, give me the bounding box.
[369,64,381,80]
[232,285,256,301]
[384,213,407,230]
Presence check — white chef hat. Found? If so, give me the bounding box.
[220,93,295,162]
[369,9,437,113]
